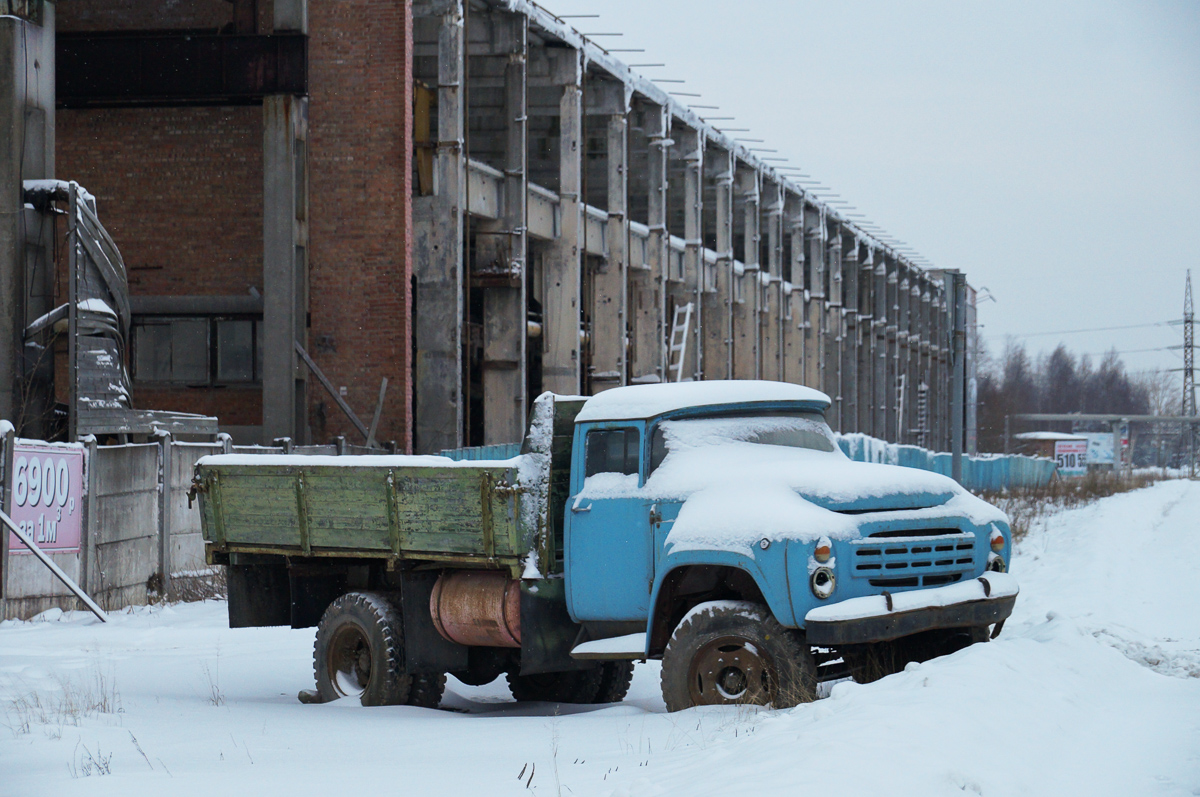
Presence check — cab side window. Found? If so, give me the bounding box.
[584,428,640,477]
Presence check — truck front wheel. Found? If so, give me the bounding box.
[314,592,411,706]
[660,601,817,712]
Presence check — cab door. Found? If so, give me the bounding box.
[564,424,654,622]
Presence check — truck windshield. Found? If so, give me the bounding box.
[649,411,836,474]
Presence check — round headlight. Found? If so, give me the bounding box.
[990,529,1006,553]
[987,553,1006,573]
[813,536,832,564]
[810,567,836,600]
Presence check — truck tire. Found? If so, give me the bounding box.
[590,661,636,704]
[660,601,817,713]
[314,592,411,706]
[506,667,603,704]
[406,672,447,709]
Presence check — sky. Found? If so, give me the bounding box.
[539,0,1200,385]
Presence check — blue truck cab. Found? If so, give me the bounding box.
[557,380,1017,710]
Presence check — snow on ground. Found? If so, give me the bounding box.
[3,482,1200,796]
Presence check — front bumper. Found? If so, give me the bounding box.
[804,572,1018,646]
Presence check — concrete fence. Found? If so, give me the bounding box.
[0,429,391,619]
[0,427,227,619]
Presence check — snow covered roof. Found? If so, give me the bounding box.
[574,381,831,423]
[1014,432,1088,442]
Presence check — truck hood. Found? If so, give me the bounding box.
[640,443,1007,559]
[640,442,958,511]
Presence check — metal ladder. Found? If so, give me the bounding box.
[667,302,694,383]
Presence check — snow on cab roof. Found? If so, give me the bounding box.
[574,380,831,423]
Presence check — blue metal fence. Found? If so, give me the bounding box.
[836,433,1056,491]
[437,442,523,462]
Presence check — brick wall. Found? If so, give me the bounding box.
[305,0,413,451]
[53,1,415,450]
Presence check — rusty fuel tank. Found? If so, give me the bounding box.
[430,570,521,648]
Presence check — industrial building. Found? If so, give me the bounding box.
[1,0,977,456]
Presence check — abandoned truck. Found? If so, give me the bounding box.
[193,381,1017,711]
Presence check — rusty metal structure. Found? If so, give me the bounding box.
[412,0,974,455]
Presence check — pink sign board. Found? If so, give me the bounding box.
[7,442,85,554]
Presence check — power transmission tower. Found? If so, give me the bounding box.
[1185,270,1196,416]
[1184,271,1196,475]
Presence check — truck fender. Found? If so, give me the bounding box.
[645,551,796,657]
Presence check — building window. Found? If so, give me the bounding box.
[133,316,262,386]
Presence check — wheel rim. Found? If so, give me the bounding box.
[327,623,372,698]
[688,635,776,706]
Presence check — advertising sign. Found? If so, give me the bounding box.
[6,442,85,554]
[1081,433,1114,466]
[1054,440,1088,477]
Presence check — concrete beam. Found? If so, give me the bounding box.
[825,230,842,429]
[763,182,784,381]
[413,3,465,452]
[805,205,825,394]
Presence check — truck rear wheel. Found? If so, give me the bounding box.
[591,661,636,704]
[406,672,447,709]
[660,601,817,712]
[506,667,603,704]
[314,592,411,706]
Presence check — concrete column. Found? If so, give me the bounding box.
[703,149,735,380]
[896,268,911,442]
[763,183,784,381]
[481,16,527,443]
[589,85,630,393]
[840,239,858,433]
[873,256,888,439]
[0,10,54,436]
[413,4,465,451]
[885,260,899,441]
[805,206,825,393]
[629,104,669,383]
[732,166,759,380]
[262,94,309,444]
[784,195,806,385]
[825,231,843,430]
[858,248,875,434]
[680,128,704,381]
[542,50,582,395]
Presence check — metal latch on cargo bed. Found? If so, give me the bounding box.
[187,476,209,508]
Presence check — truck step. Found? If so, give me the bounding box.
[570,632,647,660]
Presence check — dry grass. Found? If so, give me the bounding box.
[977,471,1165,542]
[4,664,122,740]
[146,567,228,605]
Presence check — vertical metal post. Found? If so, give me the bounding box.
[0,424,14,617]
[157,433,172,598]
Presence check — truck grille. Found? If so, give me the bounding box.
[851,533,976,585]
